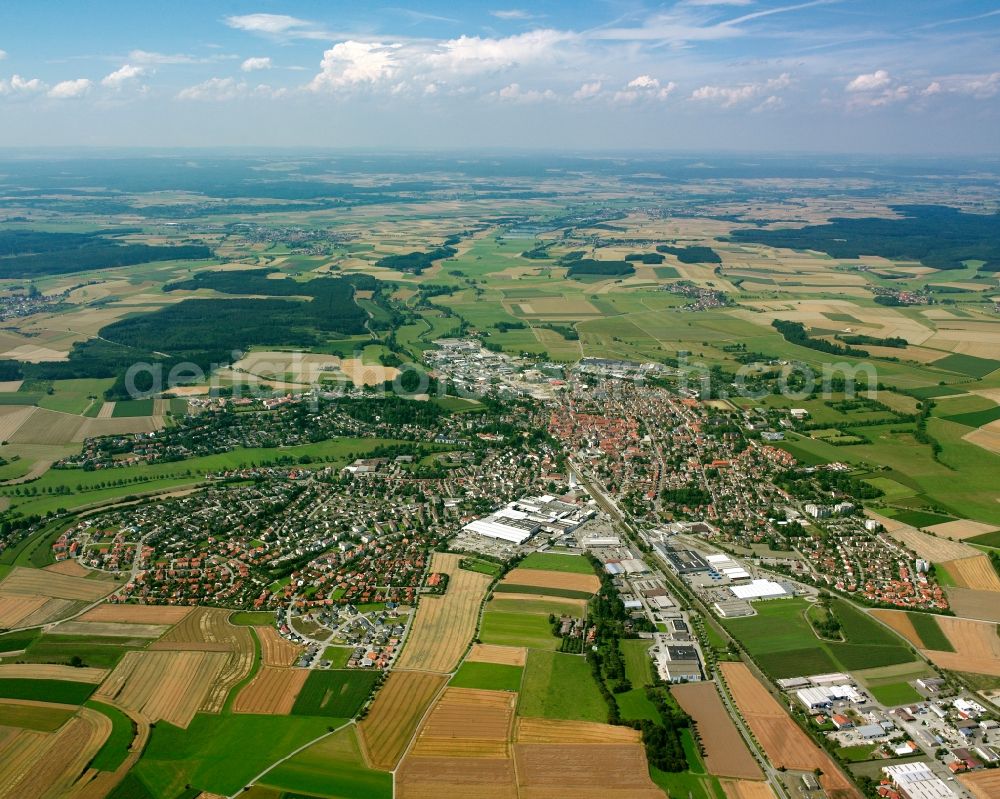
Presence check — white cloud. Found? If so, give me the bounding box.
[129,50,199,65]
[684,0,753,5]
[495,82,555,102]
[48,78,92,99]
[426,29,574,74]
[691,73,790,107]
[241,57,272,72]
[102,64,145,88]
[0,74,46,95]
[225,13,327,39]
[941,72,1000,99]
[845,69,891,93]
[0,50,7,61]
[615,76,677,103]
[754,94,785,112]
[310,41,400,91]
[627,75,660,90]
[491,9,534,19]
[573,81,602,100]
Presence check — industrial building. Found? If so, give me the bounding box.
[882,763,956,799]
[462,495,594,544]
[651,638,702,683]
[656,544,710,574]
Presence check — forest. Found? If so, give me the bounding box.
[729,205,1000,271]
[655,245,722,264]
[566,259,635,278]
[0,230,212,277]
[374,245,457,274]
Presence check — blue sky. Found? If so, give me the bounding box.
[1,1,998,152]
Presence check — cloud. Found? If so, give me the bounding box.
[754,94,785,112]
[48,78,92,99]
[128,50,203,65]
[573,80,602,100]
[0,74,46,94]
[846,69,891,93]
[177,77,282,101]
[310,41,400,91]
[691,73,791,106]
[613,74,677,103]
[491,9,534,19]
[495,82,555,102]
[102,64,145,88]
[241,57,272,72]
[922,72,1000,100]
[0,50,6,61]
[427,29,574,74]
[225,13,327,40]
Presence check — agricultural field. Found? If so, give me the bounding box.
[449,660,524,692]
[500,567,600,595]
[480,600,564,651]
[358,670,448,770]
[0,565,118,629]
[936,554,1000,591]
[518,650,608,723]
[233,666,308,715]
[467,643,528,666]
[77,603,193,625]
[720,662,860,799]
[672,681,763,779]
[255,625,303,666]
[517,552,597,574]
[290,669,379,718]
[960,769,1000,799]
[394,552,493,673]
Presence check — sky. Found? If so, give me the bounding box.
[0,1,999,153]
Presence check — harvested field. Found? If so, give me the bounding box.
[77,603,193,625]
[0,706,110,799]
[489,592,589,614]
[0,594,49,628]
[7,408,84,444]
[515,717,640,744]
[922,616,1000,676]
[869,610,921,648]
[50,620,169,638]
[673,681,763,779]
[0,406,34,442]
[946,588,1000,622]
[721,780,777,799]
[937,555,1000,591]
[513,743,664,799]
[0,566,115,601]
[395,552,492,673]
[720,663,860,799]
[409,687,515,758]
[870,513,978,561]
[500,568,600,594]
[0,663,107,683]
[925,520,999,540]
[95,649,229,728]
[960,769,1000,799]
[468,644,528,667]
[964,420,1000,455]
[396,756,518,799]
[256,625,303,667]
[10,597,80,628]
[358,670,448,770]
[72,416,163,442]
[232,666,308,715]
[43,560,92,577]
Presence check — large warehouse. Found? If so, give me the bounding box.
[729,579,792,600]
[462,495,594,544]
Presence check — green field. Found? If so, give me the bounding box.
[229,611,276,626]
[934,353,1000,378]
[449,660,523,692]
[458,556,503,577]
[649,768,725,799]
[15,633,142,670]
[722,599,914,679]
[621,638,655,686]
[517,552,596,574]
[322,646,353,669]
[0,677,96,704]
[517,650,608,723]
[480,607,560,650]
[868,681,923,706]
[887,509,956,528]
[290,670,378,718]
[111,398,155,417]
[907,613,955,651]
[492,583,594,600]
[836,743,879,762]
[968,530,1000,549]
[0,702,75,731]
[258,726,392,799]
[489,596,585,618]
[131,713,335,797]
[86,700,136,771]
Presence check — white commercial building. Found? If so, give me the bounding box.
[882,763,955,799]
[730,579,790,600]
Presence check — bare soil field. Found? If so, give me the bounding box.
[95,649,230,728]
[409,687,515,758]
[395,553,492,673]
[869,610,921,648]
[925,520,999,540]
[490,592,589,614]
[963,421,1000,455]
[468,644,528,667]
[1,566,115,601]
[946,588,1000,623]
[358,670,448,770]
[72,416,163,442]
[869,513,978,561]
[396,756,518,799]
[232,666,308,715]
[721,780,777,799]
[938,555,1000,592]
[515,717,640,744]
[672,681,763,779]
[960,769,1000,799]
[78,603,193,625]
[7,408,84,444]
[0,406,35,442]
[0,380,23,392]
[922,617,1000,677]
[513,743,664,799]
[720,663,860,799]
[51,620,170,638]
[43,560,93,577]
[256,625,303,667]
[500,568,600,594]
[0,663,107,683]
